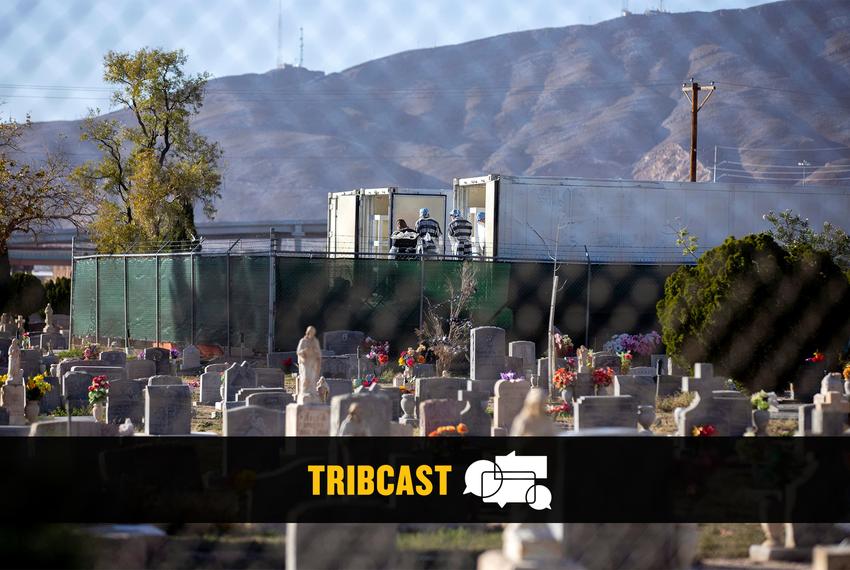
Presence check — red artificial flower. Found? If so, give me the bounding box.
[624,353,632,360]
[377,354,389,365]
[283,357,293,367]
[806,351,825,363]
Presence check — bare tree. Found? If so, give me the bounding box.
[416,261,478,375]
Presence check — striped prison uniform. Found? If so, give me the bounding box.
[448,218,474,257]
[415,217,442,254]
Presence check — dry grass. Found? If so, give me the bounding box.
[697,523,764,559]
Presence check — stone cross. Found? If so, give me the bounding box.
[14,315,25,335]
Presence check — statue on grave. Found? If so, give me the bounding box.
[297,326,322,404]
[338,402,370,436]
[510,388,557,436]
[316,376,329,404]
[43,303,58,334]
[7,338,22,385]
[0,313,9,334]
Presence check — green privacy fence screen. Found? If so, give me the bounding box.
[72,254,678,353]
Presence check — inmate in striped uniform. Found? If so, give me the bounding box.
[415,217,442,254]
[448,218,474,256]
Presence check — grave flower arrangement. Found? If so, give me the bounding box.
[170,348,181,359]
[844,364,850,380]
[805,351,825,363]
[552,368,576,391]
[751,390,770,411]
[88,375,110,405]
[618,351,633,374]
[83,345,99,360]
[25,373,52,401]
[499,371,525,383]
[591,367,615,387]
[546,402,572,418]
[357,374,379,389]
[21,331,31,349]
[692,424,716,437]
[553,331,574,357]
[398,347,425,377]
[0,373,6,386]
[282,357,294,373]
[362,338,390,366]
[603,331,661,357]
[428,423,469,437]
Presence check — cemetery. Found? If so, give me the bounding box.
[2,286,850,569]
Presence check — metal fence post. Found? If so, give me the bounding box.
[94,256,100,344]
[226,250,231,354]
[267,228,277,361]
[190,252,195,346]
[155,254,160,346]
[69,236,75,347]
[584,246,591,347]
[123,255,129,350]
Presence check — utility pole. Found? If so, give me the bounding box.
[299,27,304,68]
[681,79,716,182]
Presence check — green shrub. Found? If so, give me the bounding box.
[44,277,71,315]
[657,234,850,393]
[3,272,45,318]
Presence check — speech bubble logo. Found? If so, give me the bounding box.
[464,460,500,495]
[527,484,552,510]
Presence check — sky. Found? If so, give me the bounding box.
[1,0,773,122]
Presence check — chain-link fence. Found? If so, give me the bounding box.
[71,248,679,353]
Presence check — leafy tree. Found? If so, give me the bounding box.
[44,277,71,315]
[764,209,850,271]
[4,272,45,318]
[0,116,93,302]
[73,48,222,252]
[657,233,850,393]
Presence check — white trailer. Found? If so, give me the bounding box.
[453,174,850,263]
[327,187,453,256]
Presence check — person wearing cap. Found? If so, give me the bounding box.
[448,208,474,257]
[388,219,419,260]
[414,207,442,256]
[475,211,486,256]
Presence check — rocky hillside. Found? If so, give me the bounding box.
[19,0,850,220]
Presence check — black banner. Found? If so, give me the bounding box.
[4,437,849,523]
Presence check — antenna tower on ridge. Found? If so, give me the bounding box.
[276,0,283,69]
[299,27,304,68]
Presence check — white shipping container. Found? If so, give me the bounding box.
[452,174,850,263]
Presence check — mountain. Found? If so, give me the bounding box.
[18,0,850,221]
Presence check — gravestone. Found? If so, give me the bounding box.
[255,367,284,388]
[330,393,392,436]
[412,363,436,379]
[245,391,294,410]
[286,522,397,570]
[39,332,66,351]
[323,330,365,356]
[223,362,257,401]
[100,350,128,368]
[614,375,656,407]
[106,379,146,425]
[812,391,849,436]
[797,404,815,436]
[70,365,126,382]
[676,390,752,436]
[142,347,172,376]
[199,371,223,405]
[236,387,289,401]
[419,398,464,436]
[591,351,621,374]
[508,341,536,373]
[492,379,531,434]
[537,357,568,394]
[821,373,844,396]
[38,376,62,413]
[62,371,93,411]
[21,349,43,378]
[285,403,330,436]
[223,405,286,437]
[126,359,156,381]
[574,395,637,431]
[205,363,231,374]
[0,338,10,364]
[180,345,201,371]
[390,423,414,437]
[503,356,525,376]
[415,377,468,412]
[629,367,656,376]
[145,384,191,435]
[657,375,683,397]
[57,359,107,381]
[324,378,353,401]
[458,390,490,436]
[321,355,373,380]
[470,326,506,381]
[147,375,183,386]
[681,363,729,394]
[30,417,119,437]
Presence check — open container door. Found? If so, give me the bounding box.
[327,192,359,257]
[390,193,448,254]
